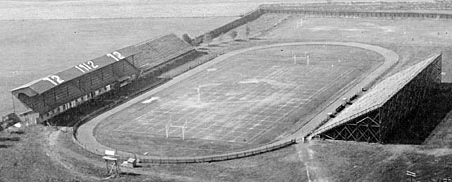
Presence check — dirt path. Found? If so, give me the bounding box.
[76,41,398,163]
[45,129,101,181]
[47,129,200,181]
[295,143,332,182]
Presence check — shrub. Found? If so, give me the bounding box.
[203,33,212,45]
[229,30,238,40]
[182,33,192,45]
[245,24,251,38]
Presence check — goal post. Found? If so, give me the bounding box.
[292,52,310,65]
[165,119,188,140]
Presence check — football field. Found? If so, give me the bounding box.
[98,44,382,146]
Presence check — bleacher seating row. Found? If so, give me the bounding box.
[313,54,442,136]
[132,33,193,71]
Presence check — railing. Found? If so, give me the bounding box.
[139,139,296,164]
[73,112,296,163]
[191,2,452,47]
[259,4,452,19]
[259,2,452,12]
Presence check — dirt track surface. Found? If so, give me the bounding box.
[76,41,397,163]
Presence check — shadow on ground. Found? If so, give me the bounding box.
[0,137,20,142]
[120,172,141,176]
[0,144,13,148]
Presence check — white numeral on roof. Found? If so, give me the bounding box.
[106,51,125,61]
[43,75,64,86]
[75,61,98,73]
[88,60,98,69]
[112,51,125,59]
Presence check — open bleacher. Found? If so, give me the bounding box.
[132,33,194,71]
[310,54,442,143]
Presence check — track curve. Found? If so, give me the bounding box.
[75,41,398,163]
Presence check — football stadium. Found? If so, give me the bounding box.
[2,1,452,181]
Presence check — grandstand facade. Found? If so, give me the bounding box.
[310,54,442,143]
[11,33,193,123]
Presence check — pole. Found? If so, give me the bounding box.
[115,161,120,176]
[197,87,201,102]
[105,160,109,174]
[11,93,16,113]
[166,123,169,138]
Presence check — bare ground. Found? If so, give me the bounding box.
[0,126,83,182]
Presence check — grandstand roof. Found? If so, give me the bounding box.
[11,47,140,97]
[11,33,192,98]
[311,54,440,136]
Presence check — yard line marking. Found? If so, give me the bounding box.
[247,68,354,143]
[115,59,355,143]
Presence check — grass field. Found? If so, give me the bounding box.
[95,44,383,157]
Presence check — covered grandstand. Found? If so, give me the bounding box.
[11,33,193,123]
[11,54,140,123]
[309,54,442,143]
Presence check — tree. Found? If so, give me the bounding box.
[218,33,224,43]
[203,33,212,45]
[245,24,251,40]
[229,30,238,40]
[182,33,192,45]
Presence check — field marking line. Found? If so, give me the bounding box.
[114,108,172,132]
[247,68,354,143]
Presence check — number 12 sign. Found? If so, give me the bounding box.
[42,75,64,86]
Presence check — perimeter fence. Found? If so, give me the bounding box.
[73,113,296,164]
[193,2,452,46]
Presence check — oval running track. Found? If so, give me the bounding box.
[75,41,399,163]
